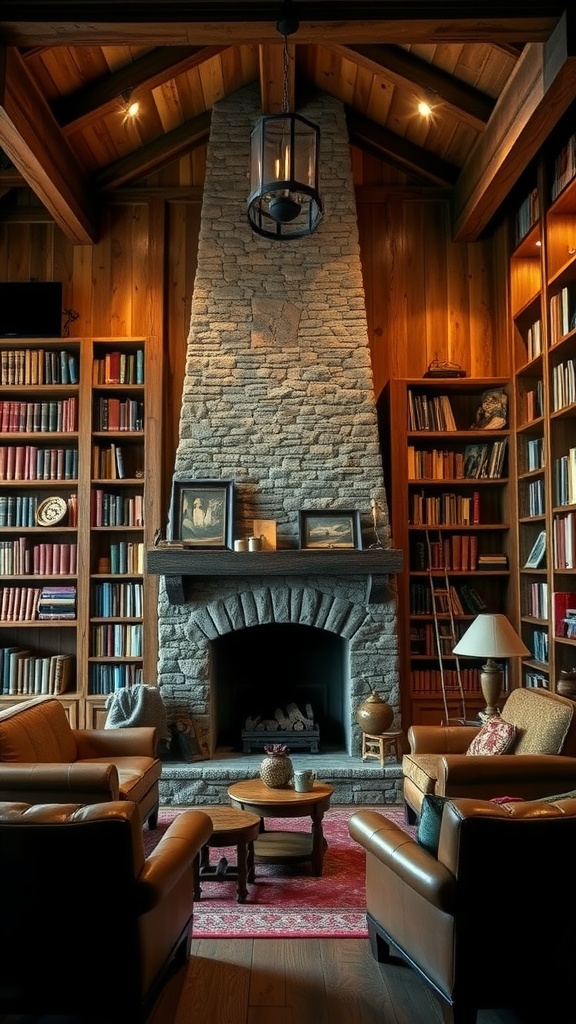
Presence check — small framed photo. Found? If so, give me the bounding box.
[299,510,361,550]
[524,529,547,569]
[169,480,234,549]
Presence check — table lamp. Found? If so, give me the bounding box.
[452,613,530,718]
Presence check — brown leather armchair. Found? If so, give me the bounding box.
[0,800,213,1022]
[349,796,576,1024]
[403,686,576,822]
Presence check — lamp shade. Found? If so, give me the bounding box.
[452,613,530,658]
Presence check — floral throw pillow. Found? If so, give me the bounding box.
[466,717,516,756]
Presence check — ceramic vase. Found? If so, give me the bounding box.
[355,691,394,734]
[259,744,293,788]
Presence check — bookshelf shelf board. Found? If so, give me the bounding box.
[0,620,77,628]
[520,615,549,625]
[523,658,549,671]
[410,569,509,577]
[555,636,576,647]
[408,524,509,531]
[519,514,546,524]
[408,478,504,486]
[88,657,144,663]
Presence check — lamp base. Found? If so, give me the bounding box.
[480,659,502,718]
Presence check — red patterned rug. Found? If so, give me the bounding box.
[145,804,413,939]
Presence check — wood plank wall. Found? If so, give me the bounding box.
[0,146,510,528]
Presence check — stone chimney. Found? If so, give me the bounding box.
[156,84,399,757]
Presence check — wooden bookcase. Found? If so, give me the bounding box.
[509,117,576,694]
[0,336,161,728]
[380,377,514,728]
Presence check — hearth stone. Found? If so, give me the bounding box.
[159,753,403,807]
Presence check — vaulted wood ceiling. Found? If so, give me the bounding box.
[0,2,574,246]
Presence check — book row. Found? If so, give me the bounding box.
[93,397,144,432]
[0,348,78,386]
[0,445,78,481]
[554,448,576,507]
[409,668,481,694]
[412,535,480,572]
[410,491,480,527]
[524,580,549,620]
[0,540,78,576]
[0,584,76,621]
[549,285,576,346]
[106,541,145,575]
[514,186,538,245]
[91,489,144,528]
[531,628,549,665]
[0,493,77,528]
[553,511,576,569]
[0,647,73,696]
[407,442,507,480]
[91,581,143,618]
[525,436,545,472]
[407,391,457,431]
[524,477,545,517]
[551,357,576,411]
[410,621,468,657]
[90,622,143,658]
[92,349,144,385]
[410,582,487,616]
[91,443,143,480]
[89,662,143,695]
[0,398,78,434]
[524,317,543,362]
[552,131,576,201]
[521,381,544,424]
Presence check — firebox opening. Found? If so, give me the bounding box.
[211,622,348,753]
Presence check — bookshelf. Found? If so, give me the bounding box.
[0,336,161,727]
[381,378,514,727]
[509,113,576,695]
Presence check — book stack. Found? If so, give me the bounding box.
[477,553,508,570]
[36,585,77,620]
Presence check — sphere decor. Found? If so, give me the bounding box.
[356,690,394,734]
[259,743,294,788]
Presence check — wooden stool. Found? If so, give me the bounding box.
[194,805,262,904]
[361,730,403,767]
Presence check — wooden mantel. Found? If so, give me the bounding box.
[146,545,403,605]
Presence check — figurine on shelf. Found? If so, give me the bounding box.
[369,498,384,549]
[471,387,508,430]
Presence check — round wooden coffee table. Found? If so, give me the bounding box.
[227,779,334,877]
[194,805,262,903]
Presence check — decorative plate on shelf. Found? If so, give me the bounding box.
[36,496,67,527]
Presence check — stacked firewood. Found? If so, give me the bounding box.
[245,702,315,732]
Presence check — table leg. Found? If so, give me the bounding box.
[311,807,328,876]
[193,851,201,900]
[236,840,248,903]
[247,839,255,883]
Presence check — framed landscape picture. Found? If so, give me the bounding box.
[298,510,361,550]
[169,479,234,549]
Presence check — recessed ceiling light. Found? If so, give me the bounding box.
[418,99,433,118]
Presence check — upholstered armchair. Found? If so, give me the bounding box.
[349,796,576,1024]
[403,686,576,822]
[0,800,213,1022]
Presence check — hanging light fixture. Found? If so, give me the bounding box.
[247,5,322,240]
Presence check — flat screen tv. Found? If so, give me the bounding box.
[0,282,63,338]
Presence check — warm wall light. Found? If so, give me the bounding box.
[247,4,322,240]
[452,613,529,719]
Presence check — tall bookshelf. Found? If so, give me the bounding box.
[509,114,576,694]
[381,378,514,727]
[0,336,161,727]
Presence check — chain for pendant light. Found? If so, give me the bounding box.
[281,32,290,115]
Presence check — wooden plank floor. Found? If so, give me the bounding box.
[146,937,545,1024]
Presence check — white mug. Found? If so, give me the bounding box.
[293,769,316,793]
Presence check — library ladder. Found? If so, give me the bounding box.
[425,530,468,724]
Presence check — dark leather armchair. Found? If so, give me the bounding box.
[0,800,213,1022]
[403,686,576,822]
[349,796,576,1024]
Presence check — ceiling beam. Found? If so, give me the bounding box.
[51,45,226,131]
[0,45,97,243]
[339,44,494,131]
[0,4,563,48]
[346,108,460,187]
[453,10,576,240]
[95,110,211,189]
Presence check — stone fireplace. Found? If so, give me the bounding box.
[152,83,401,792]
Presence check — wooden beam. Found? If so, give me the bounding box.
[0,46,97,243]
[0,4,563,48]
[453,11,576,241]
[51,45,226,130]
[95,110,211,189]
[346,108,460,187]
[339,44,495,130]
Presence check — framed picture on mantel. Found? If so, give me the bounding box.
[170,479,234,549]
[299,510,361,550]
